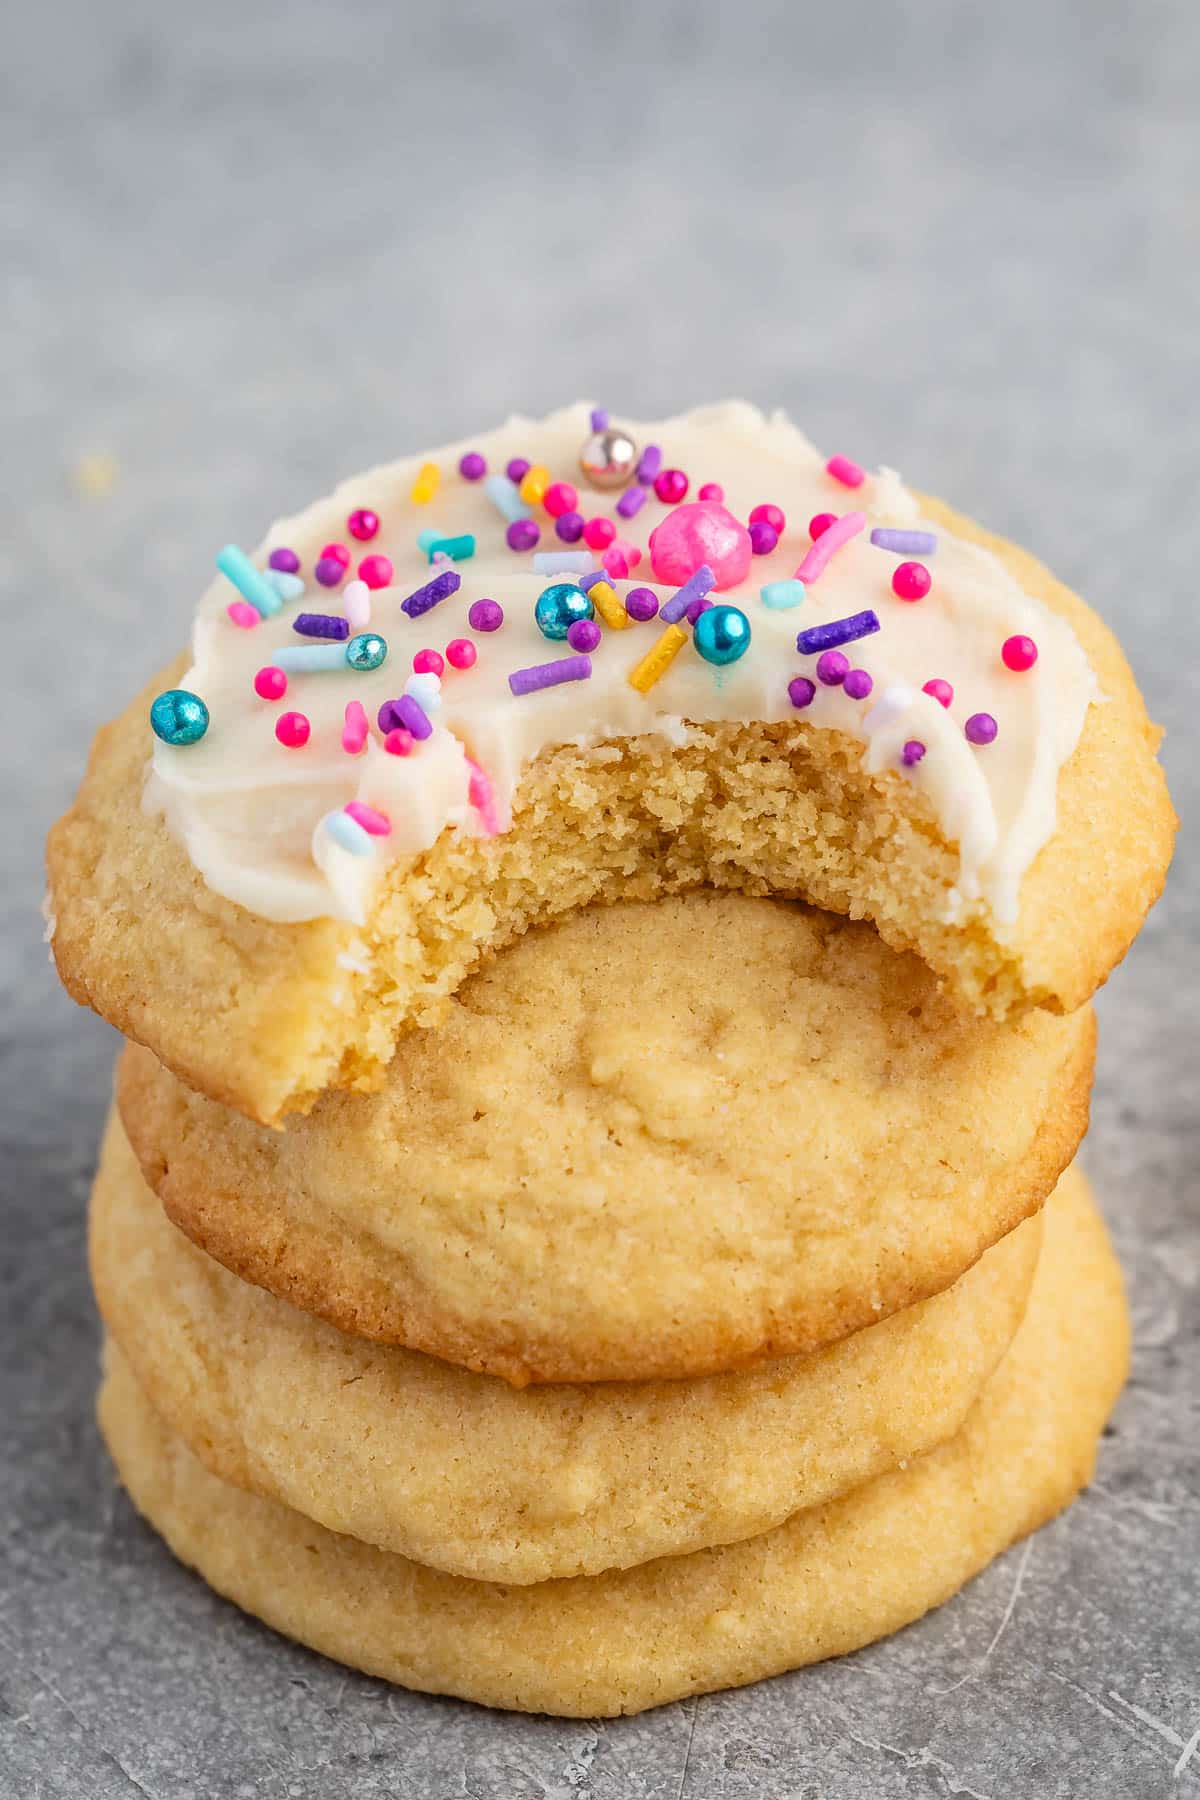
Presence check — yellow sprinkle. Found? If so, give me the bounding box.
[410,461,441,505]
[588,580,630,630]
[518,463,551,506]
[628,622,688,694]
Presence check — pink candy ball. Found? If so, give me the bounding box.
[275,711,310,748]
[1001,634,1039,671]
[321,542,352,569]
[347,509,379,542]
[809,512,837,540]
[648,501,753,592]
[445,638,477,670]
[750,502,786,535]
[253,666,287,701]
[654,468,689,505]
[582,516,616,550]
[698,482,724,502]
[543,481,579,518]
[384,727,414,757]
[413,648,445,676]
[923,678,954,708]
[892,561,932,601]
[358,554,394,590]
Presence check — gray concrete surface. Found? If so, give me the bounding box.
[2,1,1197,1794]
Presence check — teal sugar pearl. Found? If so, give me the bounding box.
[693,604,752,667]
[150,688,209,746]
[346,631,388,671]
[534,581,594,642]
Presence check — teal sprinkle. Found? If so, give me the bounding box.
[217,544,282,617]
[427,533,476,564]
[760,579,806,611]
[323,811,373,857]
[263,568,304,602]
[416,528,442,554]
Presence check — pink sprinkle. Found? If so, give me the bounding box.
[583,516,616,550]
[923,678,954,708]
[750,503,786,535]
[344,800,391,837]
[383,728,413,756]
[698,482,724,502]
[544,481,579,518]
[603,545,630,579]
[275,711,310,749]
[466,757,501,836]
[347,509,379,542]
[227,601,260,629]
[254,666,287,701]
[413,648,445,676]
[892,561,932,601]
[793,511,866,584]
[445,638,477,670]
[358,554,394,590]
[1002,634,1039,672]
[654,468,689,505]
[342,700,368,754]
[321,542,352,569]
[826,454,866,489]
[809,512,838,541]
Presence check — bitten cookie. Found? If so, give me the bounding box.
[92,1109,1042,1583]
[49,403,1173,1124]
[98,1172,1128,1717]
[119,892,1094,1385]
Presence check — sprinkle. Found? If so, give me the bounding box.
[227,601,260,629]
[788,676,816,709]
[459,451,487,481]
[217,545,282,617]
[965,712,998,746]
[617,484,647,520]
[817,649,849,685]
[579,570,612,594]
[567,618,602,652]
[426,534,475,563]
[793,511,866,584]
[410,461,440,504]
[509,654,592,697]
[1001,635,1039,672]
[827,454,866,488]
[588,580,631,630]
[394,694,433,739]
[345,632,388,671]
[796,609,880,656]
[445,638,477,670]
[636,444,662,484]
[628,623,688,694]
[590,408,610,433]
[150,689,209,746]
[533,550,593,577]
[416,528,442,554]
[465,758,500,835]
[275,711,310,748]
[661,564,715,626]
[342,700,368,754]
[863,684,915,735]
[544,481,579,518]
[314,556,346,588]
[687,595,714,625]
[760,579,805,611]
[902,740,927,766]
[923,678,954,708]
[654,469,689,505]
[344,580,371,630]
[625,587,659,622]
[468,598,504,633]
[357,554,394,590]
[809,512,838,540]
[383,728,413,756]
[602,546,629,579]
[321,542,352,569]
[506,519,540,551]
[254,666,287,701]
[555,511,585,543]
[871,527,938,555]
[268,547,300,574]
[413,648,445,676]
[264,569,304,602]
[607,538,642,574]
[324,810,372,855]
[748,520,778,555]
[405,671,442,711]
[273,644,350,674]
[485,474,532,524]
[506,457,531,484]
[294,612,349,640]
[347,508,379,542]
[892,561,931,601]
[697,482,724,502]
[843,668,874,700]
[345,801,392,837]
[518,465,551,506]
[750,503,786,535]
[401,569,461,619]
[583,517,616,550]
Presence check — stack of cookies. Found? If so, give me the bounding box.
[47,404,1173,1716]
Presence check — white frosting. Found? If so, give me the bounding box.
[146,402,1096,928]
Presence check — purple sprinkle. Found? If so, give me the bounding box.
[508,654,592,697]
[377,698,401,733]
[459,451,487,481]
[506,519,540,552]
[590,408,610,433]
[843,667,874,700]
[902,739,927,766]
[617,484,648,520]
[468,598,504,633]
[506,457,531,484]
[748,520,779,556]
[395,694,433,740]
[816,649,850,686]
[687,595,714,624]
[965,712,998,746]
[579,569,611,594]
[625,587,659,622]
[293,612,349,640]
[661,563,715,625]
[555,511,585,543]
[788,676,817,710]
[567,618,602,653]
[636,444,662,484]
[400,569,461,619]
[268,547,301,574]
[314,555,346,588]
[870,527,938,556]
[795,610,880,656]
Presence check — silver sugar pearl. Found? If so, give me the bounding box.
[579,425,639,490]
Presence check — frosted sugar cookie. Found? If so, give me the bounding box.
[49,404,1171,1122]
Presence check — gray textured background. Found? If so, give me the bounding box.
[2,2,1197,1795]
